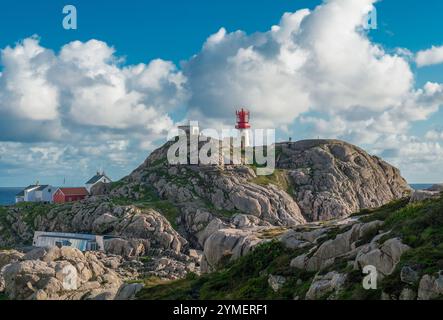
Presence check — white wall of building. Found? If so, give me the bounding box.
[23,186,55,203]
[86,176,110,193]
[24,187,38,202]
[40,186,55,203]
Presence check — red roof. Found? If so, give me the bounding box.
[57,187,89,196]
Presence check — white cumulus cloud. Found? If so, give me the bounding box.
[183,0,416,131]
[416,45,443,67]
[2,0,443,185]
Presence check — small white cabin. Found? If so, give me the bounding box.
[85,172,112,193]
[16,185,55,203]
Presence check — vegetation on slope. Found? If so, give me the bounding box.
[0,202,56,246]
[137,241,316,300]
[137,195,443,300]
[250,169,294,196]
[111,186,180,229]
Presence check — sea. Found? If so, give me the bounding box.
[0,187,23,206]
[0,184,438,206]
[409,184,434,191]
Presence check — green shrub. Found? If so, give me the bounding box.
[355,197,410,221]
[137,241,314,300]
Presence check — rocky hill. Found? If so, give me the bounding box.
[116,139,410,220]
[275,140,411,221]
[0,139,418,300]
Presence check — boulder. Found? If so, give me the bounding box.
[279,230,312,250]
[268,275,286,292]
[0,246,125,300]
[355,238,410,277]
[196,218,228,247]
[115,283,144,300]
[290,254,309,270]
[231,214,272,228]
[92,213,118,233]
[399,288,416,300]
[0,250,24,269]
[24,247,60,262]
[305,223,362,271]
[201,228,264,273]
[400,266,419,284]
[104,238,148,258]
[418,273,443,300]
[305,272,347,300]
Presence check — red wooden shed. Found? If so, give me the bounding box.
[53,187,89,204]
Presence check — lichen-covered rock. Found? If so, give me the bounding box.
[104,238,148,258]
[399,288,416,300]
[1,197,188,257]
[291,221,383,272]
[231,214,272,228]
[305,271,347,300]
[277,140,411,221]
[268,275,286,292]
[355,238,410,277]
[0,250,24,269]
[0,246,123,300]
[115,283,144,300]
[400,266,419,284]
[201,228,265,273]
[418,273,443,300]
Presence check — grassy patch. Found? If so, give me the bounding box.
[383,196,443,248]
[111,186,181,229]
[314,225,353,247]
[258,227,288,239]
[138,256,152,264]
[203,200,238,219]
[0,202,53,231]
[137,274,200,300]
[337,270,382,300]
[113,198,180,229]
[359,195,443,296]
[0,206,8,220]
[146,201,180,229]
[0,206,14,243]
[150,157,168,167]
[250,169,293,195]
[110,180,126,191]
[353,197,410,221]
[0,293,8,301]
[18,202,54,228]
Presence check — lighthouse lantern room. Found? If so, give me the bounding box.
[235,108,251,148]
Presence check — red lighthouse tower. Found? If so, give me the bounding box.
[235,108,251,148]
[235,108,251,130]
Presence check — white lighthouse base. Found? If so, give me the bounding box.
[238,129,251,148]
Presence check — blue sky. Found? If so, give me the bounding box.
[0,0,442,68]
[1,0,443,186]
